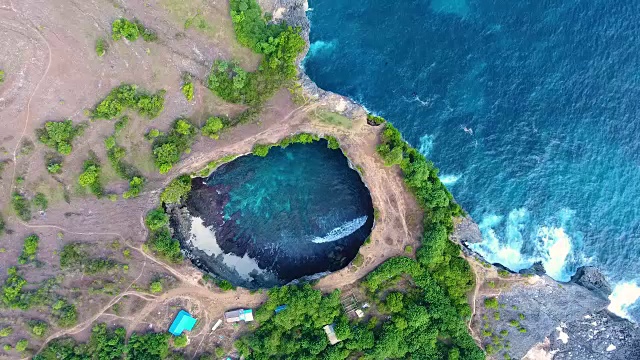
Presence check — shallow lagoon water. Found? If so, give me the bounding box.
[180,141,374,288]
[305,0,640,319]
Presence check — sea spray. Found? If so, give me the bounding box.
[608,282,640,320]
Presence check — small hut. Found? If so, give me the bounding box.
[224,309,254,323]
[168,310,197,336]
[323,324,340,345]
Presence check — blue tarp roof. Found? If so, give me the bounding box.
[169,310,197,336]
[275,305,288,313]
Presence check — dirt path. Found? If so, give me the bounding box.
[5,0,53,200]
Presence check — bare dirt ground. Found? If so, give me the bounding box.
[0,0,424,358]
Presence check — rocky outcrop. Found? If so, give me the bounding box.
[571,266,613,300]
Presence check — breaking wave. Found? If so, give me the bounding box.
[308,40,337,57]
[418,134,435,156]
[608,282,640,321]
[312,216,368,243]
[440,174,461,186]
[469,208,577,281]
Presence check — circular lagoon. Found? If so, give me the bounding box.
[170,140,374,288]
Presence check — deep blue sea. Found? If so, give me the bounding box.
[304,0,640,320]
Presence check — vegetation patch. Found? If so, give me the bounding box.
[36,120,84,155]
[78,157,103,197]
[201,116,226,140]
[152,118,197,173]
[160,174,192,204]
[112,18,157,42]
[95,38,107,57]
[206,0,305,121]
[18,234,39,264]
[91,84,166,120]
[144,208,182,262]
[105,118,146,198]
[11,192,31,221]
[181,74,194,102]
[59,243,120,274]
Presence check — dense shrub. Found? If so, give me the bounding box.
[33,192,48,210]
[112,18,157,42]
[0,70,4,83]
[95,38,107,57]
[173,334,187,348]
[92,84,166,120]
[201,116,226,139]
[11,192,31,221]
[161,175,192,204]
[18,234,39,264]
[182,81,194,101]
[144,208,182,262]
[28,320,49,337]
[152,119,197,173]
[78,158,103,197]
[122,176,144,199]
[36,119,83,155]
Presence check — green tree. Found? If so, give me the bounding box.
[36,120,82,155]
[161,175,192,204]
[173,334,188,348]
[201,117,225,139]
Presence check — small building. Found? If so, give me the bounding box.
[224,309,254,323]
[169,310,197,336]
[323,324,340,345]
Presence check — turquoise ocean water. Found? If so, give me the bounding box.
[304,0,640,320]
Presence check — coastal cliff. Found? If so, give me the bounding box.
[259,0,640,358]
[454,216,640,359]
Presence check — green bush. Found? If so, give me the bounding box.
[112,18,139,41]
[150,280,163,294]
[92,84,165,120]
[201,116,225,139]
[0,70,4,83]
[367,114,386,126]
[251,143,270,157]
[78,158,103,197]
[47,161,62,174]
[145,208,170,231]
[18,234,39,264]
[484,297,499,309]
[144,208,182,263]
[95,38,107,57]
[181,82,194,101]
[36,119,82,155]
[11,192,31,221]
[15,339,28,352]
[28,320,48,337]
[0,327,13,337]
[52,299,77,327]
[161,175,192,204]
[352,253,364,267]
[33,192,48,210]
[114,116,129,133]
[326,135,340,150]
[152,119,197,173]
[216,279,234,291]
[59,243,84,268]
[122,176,144,199]
[173,334,187,348]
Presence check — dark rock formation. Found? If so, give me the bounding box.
[571,266,613,300]
[450,216,483,244]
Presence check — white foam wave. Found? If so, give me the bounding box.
[307,40,337,57]
[312,216,368,244]
[608,282,640,320]
[470,208,577,281]
[419,134,435,156]
[537,226,572,279]
[440,174,461,186]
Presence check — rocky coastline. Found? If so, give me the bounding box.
[261,0,640,358]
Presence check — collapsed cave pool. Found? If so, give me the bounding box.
[169,140,374,288]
